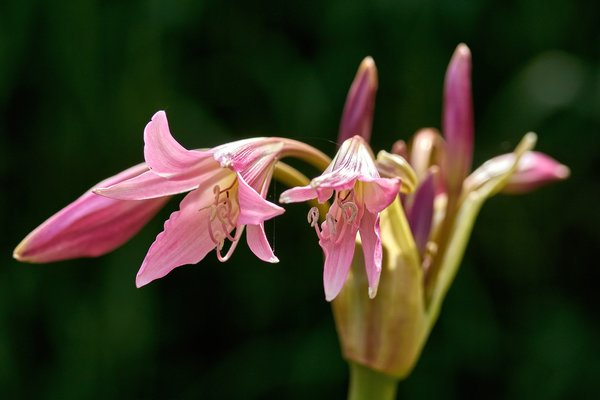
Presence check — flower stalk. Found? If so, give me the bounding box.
[348,363,398,400]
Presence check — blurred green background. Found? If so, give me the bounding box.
[1,0,599,398]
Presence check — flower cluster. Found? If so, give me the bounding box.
[331,45,569,378]
[14,44,568,379]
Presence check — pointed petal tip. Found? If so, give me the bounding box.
[359,56,377,83]
[278,185,317,204]
[135,273,151,288]
[368,286,378,299]
[360,56,375,68]
[455,43,471,59]
[12,243,28,262]
[151,110,167,121]
[325,291,336,302]
[278,192,291,203]
[556,164,571,179]
[323,272,349,302]
[521,132,538,150]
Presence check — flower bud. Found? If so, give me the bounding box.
[409,128,443,181]
[14,164,168,263]
[338,57,378,144]
[502,151,570,194]
[464,150,569,195]
[442,44,473,195]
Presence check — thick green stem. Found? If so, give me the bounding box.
[348,363,398,400]
[280,138,332,172]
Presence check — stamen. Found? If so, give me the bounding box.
[334,190,358,225]
[326,214,337,236]
[307,207,320,226]
[307,207,324,240]
[329,190,359,244]
[204,182,241,255]
[216,199,237,241]
[341,202,358,223]
[307,191,359,244]
[216,227,244,262]
[207,211,219,244]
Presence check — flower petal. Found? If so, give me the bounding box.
[95,166,230,200]
[246,224,279,263]
[14,164,168,263]
[321,220,360,302]
[358,210,382,298]
[375,150,418,194]
[362,177,401,213]
[135,188,220,287]
[236,175,284,226]
[406,171,436,254]
[213,137,284,180]
[278,185,318,204]
[144,111,211,177]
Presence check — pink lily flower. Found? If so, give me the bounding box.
[279,136,401,301]
[94,111,294,287]
[14,110,330,287]
[13,164,169,263]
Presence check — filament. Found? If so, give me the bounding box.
[204,182,241,260]
[306,190,359,243]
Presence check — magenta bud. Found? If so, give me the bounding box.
[14,164,169,263]
[406,169,437,255]
[338,57,378,144]
[503,151,570,194]
[443,44,473,194]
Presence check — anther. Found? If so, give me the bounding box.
[341,201,358,223]
[307,207,324,240]
[206,182,239,248]
[307,207,320,227]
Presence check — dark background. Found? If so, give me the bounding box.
[1,0,598,398]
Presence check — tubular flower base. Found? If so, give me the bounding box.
[12,43,569,399]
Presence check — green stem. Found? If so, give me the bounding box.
[280,138,332,172]
[272,161,329,218]
[348,363,398,400]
